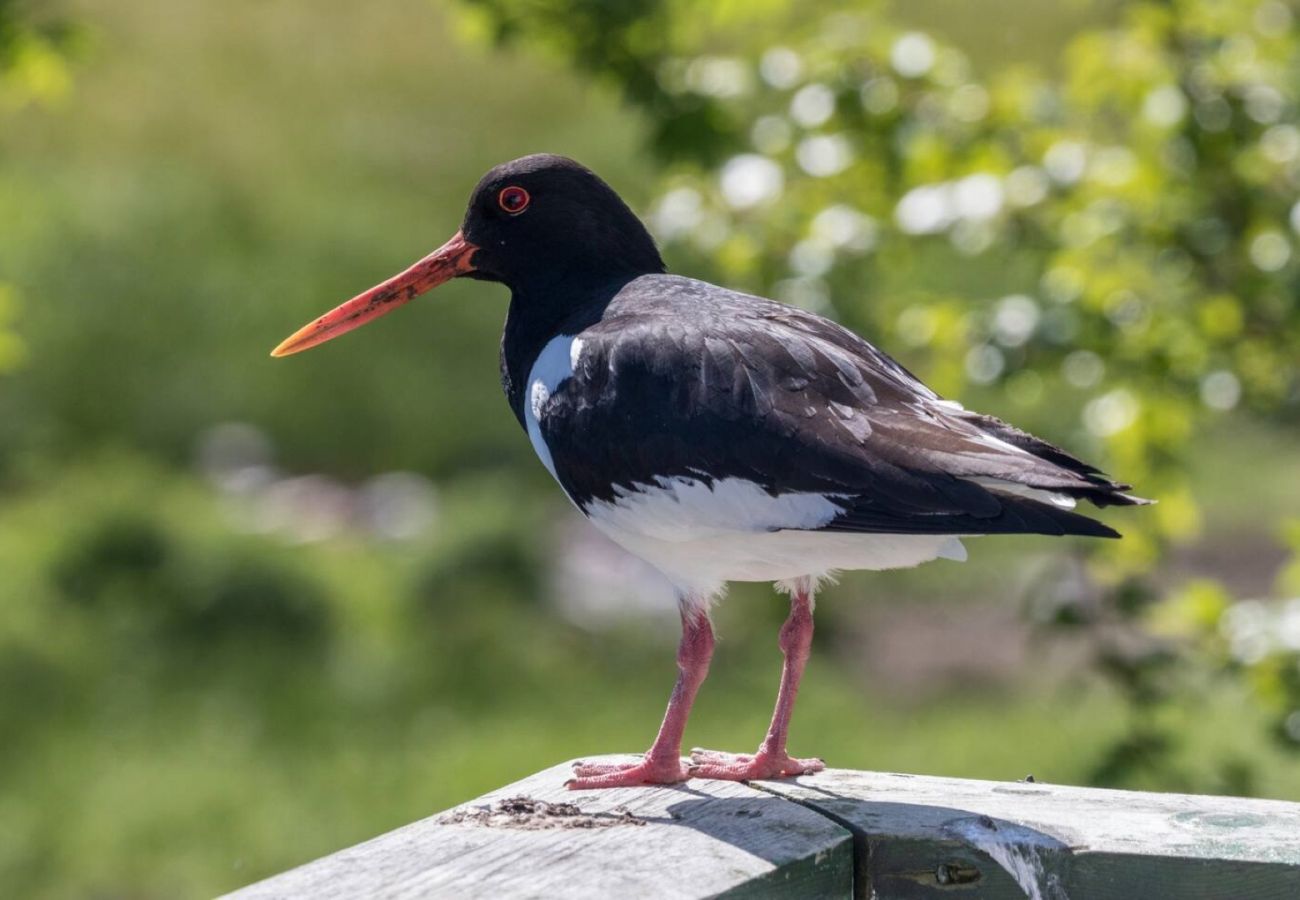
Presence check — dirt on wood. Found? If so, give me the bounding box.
[437,795,646,830]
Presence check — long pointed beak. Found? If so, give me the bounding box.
[271,231,479,357]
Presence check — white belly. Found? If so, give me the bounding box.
[584,475,966,598]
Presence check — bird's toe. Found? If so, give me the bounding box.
[687,749,824,781]
[565,756,691,789]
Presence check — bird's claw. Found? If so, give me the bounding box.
[687,747,824,781]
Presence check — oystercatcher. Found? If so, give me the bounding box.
[273,154,1148,788]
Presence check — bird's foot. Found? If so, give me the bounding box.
[565,755,692,789]
[688,747,825,781]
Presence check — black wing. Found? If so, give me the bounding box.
[539,277,1147,538]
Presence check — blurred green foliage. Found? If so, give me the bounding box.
[0,1,76,111]
[0,0,76,376]
[1,0,1299,896]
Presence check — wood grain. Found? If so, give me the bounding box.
[222,756,853,900]
[223,760,1300,899]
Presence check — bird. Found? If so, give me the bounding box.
[272,153,1149,789]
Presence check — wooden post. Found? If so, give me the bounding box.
[759,768,1300,899]
[223,756,1300,899]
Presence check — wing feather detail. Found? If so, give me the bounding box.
[535,275,1148,538]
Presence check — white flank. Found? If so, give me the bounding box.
[524,334,581,480]
[585,475,967,597]
[937,537,968,561]
[590,476,843,542]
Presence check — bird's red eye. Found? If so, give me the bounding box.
[498,186,530,214]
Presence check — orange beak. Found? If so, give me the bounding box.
[270,231,478,357]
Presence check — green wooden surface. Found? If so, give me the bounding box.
[224,758,1300,899]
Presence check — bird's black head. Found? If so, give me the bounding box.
[271,154,664,357]
[461,154,665,295]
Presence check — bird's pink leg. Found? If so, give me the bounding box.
[689,582,824,781]
[567,604,714,789]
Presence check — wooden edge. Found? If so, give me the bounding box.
[753,768,1300,900]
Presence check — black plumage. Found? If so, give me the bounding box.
[512,274,1144,541]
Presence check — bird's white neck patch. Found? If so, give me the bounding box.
[524,334,583,479]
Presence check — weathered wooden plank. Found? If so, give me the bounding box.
[222,756,853,900]
[753,769,1300,900]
